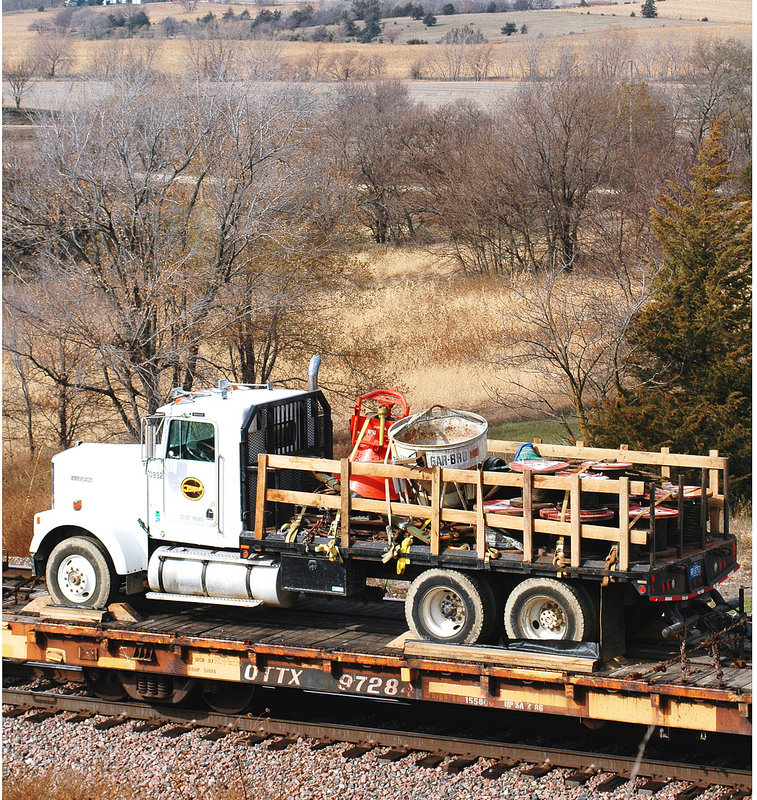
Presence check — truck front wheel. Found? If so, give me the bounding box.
[504,578,598,641]
[406,569,494,644]
[46,536,117,609]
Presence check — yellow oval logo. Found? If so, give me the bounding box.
[181,477,205,501]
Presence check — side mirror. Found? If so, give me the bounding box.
[141,416,164,462]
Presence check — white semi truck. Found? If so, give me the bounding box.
[30,357,740,648]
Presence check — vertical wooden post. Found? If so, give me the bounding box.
[340,458,351,549]
[430,465,441,557]
[660,447,671,481]
[709,450,720,535]
[254,453,269,540]
[570,472,581,567]
[648,482,656,568]
[618,476,630,572]
[676,474,684,558]
[522,470,533,563]
[699,469,708,548]
[722,468,730,539]
[475,467,485,559]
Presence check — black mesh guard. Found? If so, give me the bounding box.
[240,391,332,533]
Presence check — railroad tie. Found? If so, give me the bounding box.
[595,775,628,793]
[415,753,445,769]
[481,761,517,780]
[342,745,374,760]
[377,748,412,762]
[161,725,194,739]
[133,722,164,733]
[445,757,477,775]
[310,740,335,751]
[93,715,128,731]
[243,734,269,746]
[521,762,553,778]
[3,707,31,718]
[267,737,296,751]
[674,785,709,800]
[714,790,750,800]
[639,779,669,796]
[25,710,60,723]
[565,769,595,787]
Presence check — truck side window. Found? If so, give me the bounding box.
[166,420,215,463]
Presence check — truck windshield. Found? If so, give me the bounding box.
[166,420,215,463]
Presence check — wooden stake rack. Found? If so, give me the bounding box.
[253,441,728,573]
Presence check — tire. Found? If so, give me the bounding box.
[475,574,505,644]
[406,568,495,644]
[46,536,117,609]
[504,578,598,642]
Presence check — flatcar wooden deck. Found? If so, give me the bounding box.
[3,593,751,737]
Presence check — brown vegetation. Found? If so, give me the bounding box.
[1,8,751,552]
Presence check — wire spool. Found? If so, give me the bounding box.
[539,507,614,523]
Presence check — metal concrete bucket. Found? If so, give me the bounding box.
[388,407,488,469]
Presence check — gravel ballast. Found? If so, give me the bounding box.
[2,708,739,800]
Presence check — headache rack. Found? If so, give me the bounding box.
[240,391,332,531]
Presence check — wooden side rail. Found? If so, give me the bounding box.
[487,441,727,534]
[250,450,721,572]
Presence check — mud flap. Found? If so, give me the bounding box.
[600,582,626,661]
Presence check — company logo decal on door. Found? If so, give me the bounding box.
[181,477,205,500]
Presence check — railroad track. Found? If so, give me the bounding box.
[2,686,750,798]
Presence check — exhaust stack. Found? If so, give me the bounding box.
[308,355,321,392]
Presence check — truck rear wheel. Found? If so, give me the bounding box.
[406,569,494,644]
[46,536,117,609]
[504,578,598,642]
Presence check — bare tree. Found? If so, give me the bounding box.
[679,36,751,166]
[466,43,496,80]
[493,267,647,440]
[33,33,72,78]
[183,32,236,81]
[325,80,425,244]
[4,59,36,109]
[3,74,358,441]
[180,0,199,12]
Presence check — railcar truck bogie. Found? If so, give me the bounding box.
[30,359,740,653]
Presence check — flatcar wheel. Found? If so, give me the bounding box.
[202,680,256,714]
[83,667,127,701]
[406,568,491,644]
[504,578,598,642]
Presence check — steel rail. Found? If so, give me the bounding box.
[2,688,750,789]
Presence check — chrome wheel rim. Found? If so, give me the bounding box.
[520,595,567,639]
[57,554,97,604]
[419,586,467,639]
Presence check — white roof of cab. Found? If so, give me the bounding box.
[156,385,309,423]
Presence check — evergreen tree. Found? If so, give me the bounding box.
[590,120,752,497]
[640,0,657,17]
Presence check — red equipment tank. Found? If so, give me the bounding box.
[348,390,410,500]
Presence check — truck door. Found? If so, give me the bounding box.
[160,419,223,547]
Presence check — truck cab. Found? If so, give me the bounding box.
[31,377,331,610]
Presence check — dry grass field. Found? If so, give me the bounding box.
[2,0,750,77]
